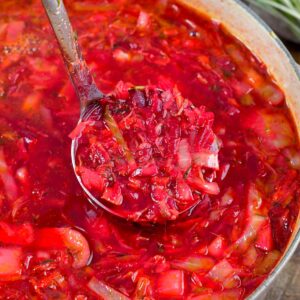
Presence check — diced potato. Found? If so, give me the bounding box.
[0,247,22,279]
[157,270,185,297]
[171,256,215,272]
[88,277,130,299]
[243,246,258,267]
[243,110,295,149]
[254,250,281,275]
[137,11,151,31]
[208,236,226,258]
[208,259,234,282]
[177,139,192,172]
[257,83,284,106]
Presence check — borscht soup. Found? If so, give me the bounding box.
[0,0,299,299]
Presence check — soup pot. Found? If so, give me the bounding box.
[176,0,300,299]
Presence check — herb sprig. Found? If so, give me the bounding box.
[246,0,300,40]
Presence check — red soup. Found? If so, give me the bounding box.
[0,0,299,299]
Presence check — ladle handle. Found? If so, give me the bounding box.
[41,0,103,106]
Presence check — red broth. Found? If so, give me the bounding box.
[0,0,299,299]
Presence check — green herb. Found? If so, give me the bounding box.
[41,259,55,265]
[211,84,221,92]
[183,166,192,179]
[157,242,165,253]
[73,31,78,41]
[104,106,136,168]
[246,0,300,39]
[223,69,233,78]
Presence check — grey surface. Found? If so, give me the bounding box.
[262,246,300,300]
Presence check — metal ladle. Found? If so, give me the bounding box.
[41,0,207,223]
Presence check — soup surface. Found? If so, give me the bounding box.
[0,0,300,299]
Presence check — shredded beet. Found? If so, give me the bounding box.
[74,86,220,222]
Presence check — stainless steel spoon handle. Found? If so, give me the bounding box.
[41,0,103,106]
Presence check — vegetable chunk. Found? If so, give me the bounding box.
[157,270,185,297]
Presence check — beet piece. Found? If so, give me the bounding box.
[269,204,292,251]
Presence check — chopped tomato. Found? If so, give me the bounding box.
[0,222,34,246]
[77,166,106,193]
[5,20,25,42]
